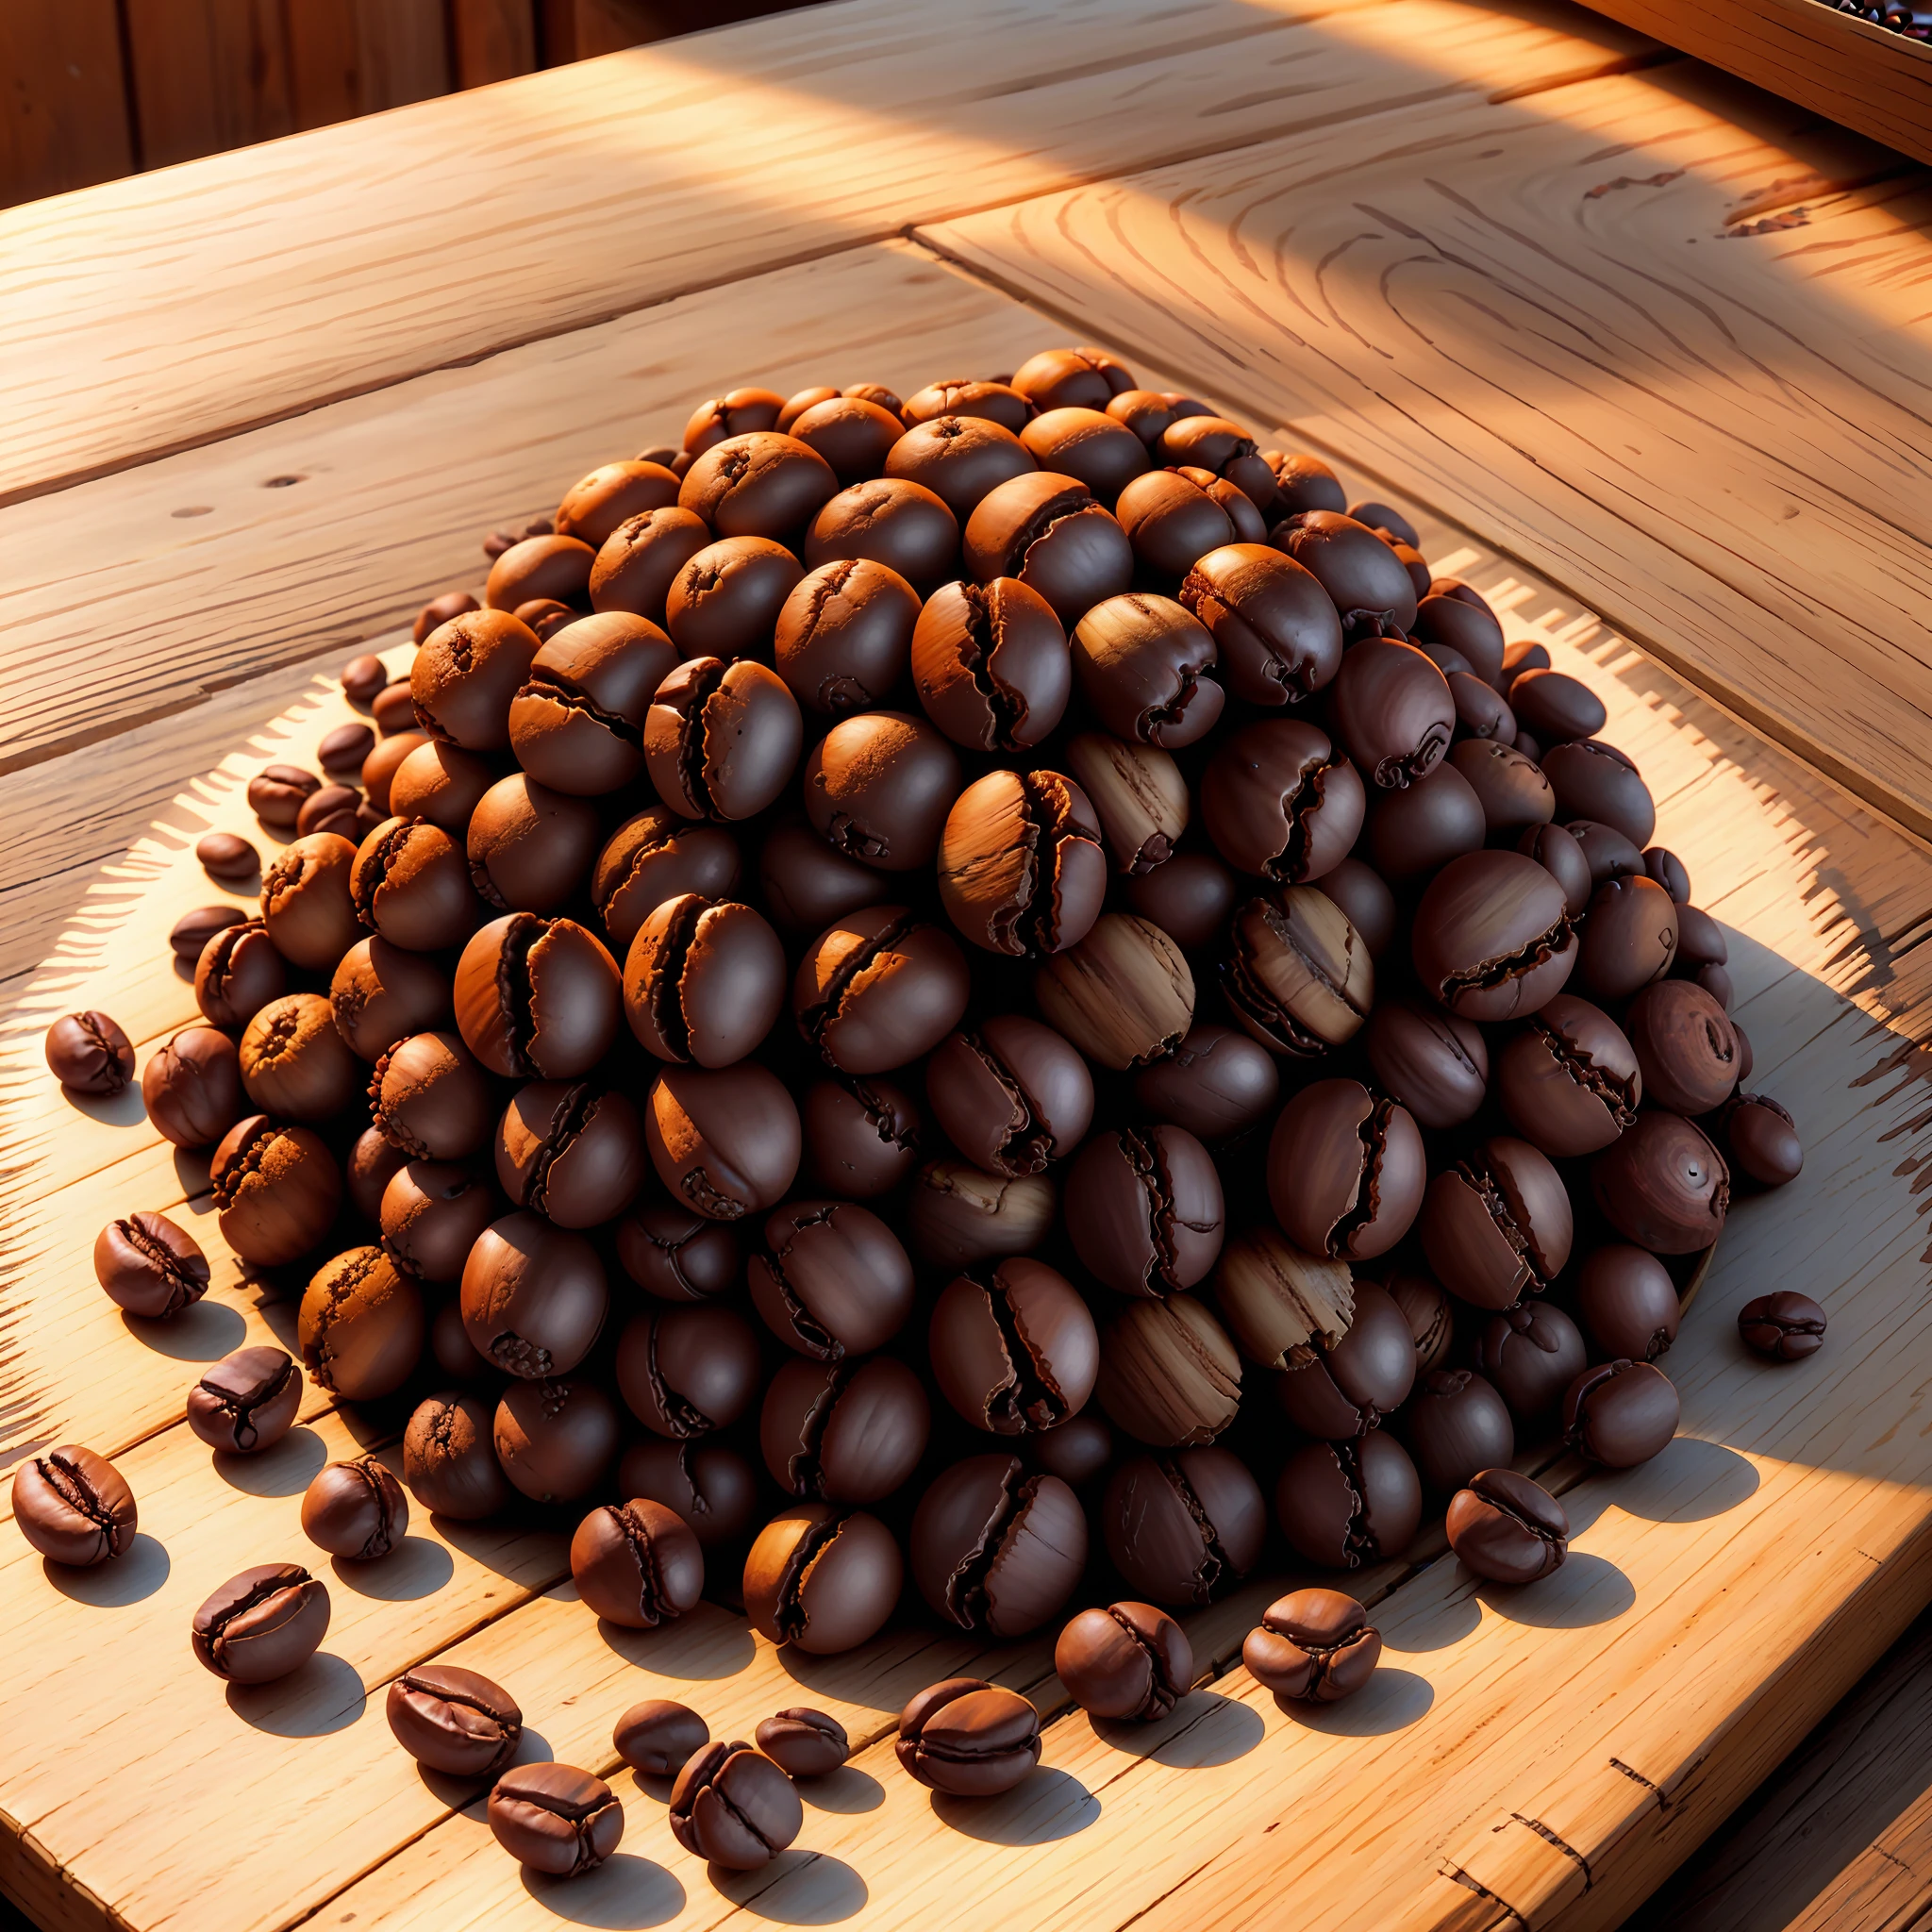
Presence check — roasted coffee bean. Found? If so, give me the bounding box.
[261,832,361,971]
[210,1116,341,1266]
[1266,1079,1424,1262]
[1125,848,1239,950]
[590,507,713,625]
[1448,740,1555,834]
[1326,636,1455,788]
[1739,1291,1825,1360]
[1095,1294,1241,1447]
[645,1061,802,1221]
[1543,738,1657,847]
[571,1497,705,1627]
[1625,978,1740,1115]
[1066,1124,1224,1297]
[1575,1244,1681,1361]
[142,1025,245,1147]
[1362,762,1486,884]
[93,1210,209,1318]
[1226,887,1371,1058]
[300,1246,425,1400]
[743,1502,903,1654]
[1508,668,1606,744]
[761,1354,931,1503]
[1243,1589,1380,1702]
[494,1376,620,1504]
[1475,1301,1587,1427]
[12,1445,137,1565]
[375,680,419,732]
[489,1763,624,1876]
[937,768,1105,956]
[345,815,477,952]
[1133,1023,1279,1143]
[485,533,595,613]
[1198,719,1362,884]
[805,710,962,874]
[623,893,786,1068]
[1101,1448,1264,1606]
[1036,912,1193,1070]
[1364,997,1489,1130]
[1447,671,1515,743]
[645,656,803,823]
[1063,733,1189,875]
[1275,1280,1417,1438]
[962,471,1134,625]
[388,1665,523,1777]
[789,395,906,485]
[413,594,478,650]
[1274,1432,1422,1570]
[1420,1135,1573,1310]
[301,1457,408,1561]
[774,558,921,716]
[1592,1109,1729,1254]
[684,388,786,455]
[455,912,621,1081]
[1117,468,1241,578]
[1720,1092,1803,1188]
[240,994,358,1121]
[756,1707,849,1778]
[615,1204,740,1301]
[924,1017,1092,1175]
[613,1699,708,1778]
[196,831,260,883]
[1210,1225,1352,1373]
[412,608,540,751]
[1070,593,1224,747]
[928,1259,1097,1437]
[620,1438,759,1549]
[758,818,879,940]
[46,1009,136,1094]
[1445,1468,1568,1583]
[793,904,972,1074]
[466,773,600,914]
[1404,1369,1514,1495]
[592,807,743,958]
[1412,849,1576,1022]
[1263,449,1347,516]
[1020,407,1149,506]
[802,1073,923,1197]
[665,534,803,658]
[1388,1272,1456,1376]
[404,1391,508,1519]
[197,919,288,1030]
[1673,903,1727,972]
[461,1212,608,1380]
[911,1454,1087,1637]
[910,577,1070,751]
[370,1030,492,1160]
[556,458,681,546]
[616,1304,760,1438]
[679,430,838,541]
[1027,1413,1114,1489]
[903,377,1030,432]
[1415,588,1506,686]
[330,936,452,1063]
[1564,818,1646,890]
[1177,542,1343,703]
[388,740,494,834]
[907,1160,1057,1269]
[748,1197,914,1359]
[380,1161,497,1280]
[1518,820,1594,918]
[1058,1602,1193,1720]
[896,1678,1041,1796]
[1574,874,1678,1004]
[248,763,323,828]
[342,653,391,703]
[1564,1358,1678,1467]
[805,477,961,594]
[1012,345,1135,412]
[185,1345,303,1454]
[493,1079,642,1228]
[1274,510,1418,638]
[192,1563,330,1682]
[669,1742,802,1869]
[1495,993,1641,1158]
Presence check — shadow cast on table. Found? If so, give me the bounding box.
[523,1853,686,1929]
[227,1650,365,1736]
[123,1295,246,1362]
[597,1602,758,1680]
[1278,1668,1436,1739]
[333,1534,453,1601]
[1480,1553,1636,1630]
[710,1849,868,1925]
[44,1531,169,1607]
[798,1766,884,1815]
[212,1425,328,1497]
[1092,1690,1264,1771]
[933,1766,1098,1845]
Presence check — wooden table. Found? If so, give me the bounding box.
[3,4,1930,1928]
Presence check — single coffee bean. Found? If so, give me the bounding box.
[680,429,838,541]
[1275,1280,1417,1438]
[1412,849,1576,1022]
[1576,1244,1681,1361]
[342,653,390,703]
[1564,1358,1679,1468]
[185,1345,304,1454]
[387,1664,523,1777]
[924,1017,1093,1176]
[1574,874,1679,1004]
[489,1762,624,1876]
[645,656,804,823]
[788,395,905,484]
[461,1211,608,1381]
[210,1115,341,1266]
[937,768,1105,956]
[1739,1291,1825,1360]
[622,893,787,1068]
[1013,344,1135,411]
[1445,1468,1569,1583]
[748,1198,914,1359]
[571,1497,705,1628]
[896,1679,1041,1796]
[774,558,921,716]
[1518,820,1593,917]
[1625,978,1740,1116]
[665,534,803,658]
[805,476,961,594]
[1404,1369,1515,1496]
[93,1210,210,1318]
[1363,996,1489,1131]
[756,1707,850,1778]
[1035,911,1193,1071]
[792,905,972,1075]
[197,831,259,881]
[1132,1024,1278,1144]
[646,1061,803,1222]
[1544,738,1657,847]
[1066,1124,1224,1297]
[370,1030,493,1160]
[1177,542,1343,703]
[616,1304,760,1438]
[299,1247,425,1401]
[240,993,359,1121]
[1419,1135,1573,1310]
[1062,733,1188,874]
[485,532,595,613]
[806,709,963,874]
[1274,1433,1422,1570]
[1495,994,1641,1158]
[260,832,361,971]
[742,1503,902,1655]
[330,936,451,1063]
[759,1355,930,1504]
[412,592,478,646]
[620,1439,759,1550]
[613,1698,709,1778]
[800,1073,922,1197]
[294,782,364,842]
[301,1457,408,1560]
[1057,1602,1193,1720]
[1243,1589,1380,1702]
[669,1742,803,1869]
[1126,849,1239,950]
[614,1204,739,1302]
[927,1259,1097,1438]
[909,576,1071,751]
[248,763,323,827]
[494,1376,621,1504]
[45,1010,136,1094]
[1476,1301,1588,1428]
[1592,1109,1729,1254]
[906,1159,1056,1270]
[403,1391,508,1519]
[1226,887,1370,1058]
[1266,1079,1424,1263]
[1198,718,1363,884]
[12,1445,137,1565]
[1210,1225,1351,1374]
[962,471,1134,625]
[493,1079,643,1229]
[1028,1413,1115,1489]
[1386,1272,1455,1375]
[197,919,287,1030]
[142,1025,246,1147]
[1096,1296,1242,1448]
[1720,1092,1803,1189]
[1102,1449,1265,1606]
[556,458,680,545]
[192,1562,330,1682]
[454,911,621,1082]
[903,376,1030,431]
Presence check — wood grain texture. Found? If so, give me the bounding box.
[918,58,1932,842]
[124,0,297,171]
[0,0,1659,501]
[0,0,137,210]
[1574,0,1932,171]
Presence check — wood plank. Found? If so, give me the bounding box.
[451,0,537,89]
[1574,0,1932,172]
[285,0,364,131]
[918,59,1932,844]
[0,0,1660,501]
[353,0,454,110]
[123,0,297,173]
[0,0,136,210]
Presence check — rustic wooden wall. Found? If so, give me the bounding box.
[0,0,813,209]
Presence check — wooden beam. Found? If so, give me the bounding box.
[0,0,136,210]
[122,0,296,172]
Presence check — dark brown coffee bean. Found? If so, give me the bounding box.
[1274,509,1418,637]
[924,1017,1092,1175]
[260,831,361,970]
[142,1025,245,1147]
[248,763,322,828]
[300,1247,425,1401]
[1117,469,1240,579]
[1412,849,1576,1022]
[45,1009,136,1094]
[1058,1603,1193,1720]
[1274,1432,1421,1570]
[592,808,742,958]
[963,471,1133,625]
[571,1497,704,1628]
[1576,1244,1680,1361]
[196,919,287,1030]
[896,1679,1041,1796]
[411,608,539,751]
[909,576,1070,751]
[680,430,838,541]
[616,1304,760,1439]
[493,1079,642,1229]
[613,1698,708,1777]
[1720,1091,1802,1188]
[1067,1124,1224,1297]
[494,1376,620,1504]
[806,709,962,873]
[742,1503,902,1655]
[454,911,621,1082]
[1564,1358,1678,1467]
[93,1210,209,1318]
[1125,849,1239,950]
[804,476,961,594]
[793,905,972,1074]
[670,1742,802,1869]
[371,1030,492,1160]
[927,1259,1097,1438]
[614,1204,740,1302]
[240,993,359,1121]
[1135,1024,1279,1145]
[489,1762,624,1876]
[388,1665,523,1777]
[1476,1301,1587,1427]
[1387,1272,1456,1376]
[1071,592,1223,747]
[1445,1468,1568,1583]
[907,1159,1057,1271]
[196,831,259,882]
[760,1354,929,1505]
[757,817,880,938]
[787,395,905,485]
[192,1563,329,1682]
[1199,718,1362,883]
[623,894,786,1068]
[590,506,713,625]
[403,1391,507,1519]
[683,387,786,455]
[748,1197,914,1360]
[461,1212,608,1381]
[1574,874,1678,1004]
[646,1061,802,1222]
[1012,345,1134,411]
[1267,1078,1424,1262]
[301,1457,408,1560]
[1101,1448,1265,1606]
[185,1343,304,1456]
[12,1445,137,1566]
[938,768,1104,956]
[556,458,680,546]
[1625,978,1740,1115]
[1404,1369,1514,1495]
[774,558,920,717]
[330,936,451,1063]
[620,1438,758,1549]
[211,1115,341,1266]
[1363,996,1488,1130]
[903,377,1030,431]
[911,1455,1086,1637]
[1274,1279,1417,1438]
[1740,1290,1825,1360]
[379,1160,496,1280]
[801,1074,923,1197]
[756,1708,849,1778]
[1495,993,1641,1158]
[1243,1589,1380,1702]
[646,656,803,823]
[1517,820,1593,917]
[1592,1109,1729,1254]
[1545,738,1657,847]
[1020,406,1148,506]
[1420,1134,1573,1311]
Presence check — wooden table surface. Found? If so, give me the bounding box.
[3,4,1931,1930]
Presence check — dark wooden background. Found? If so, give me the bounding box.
[0,0,814,210]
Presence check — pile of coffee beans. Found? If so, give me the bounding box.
[37,345,1816,1846]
